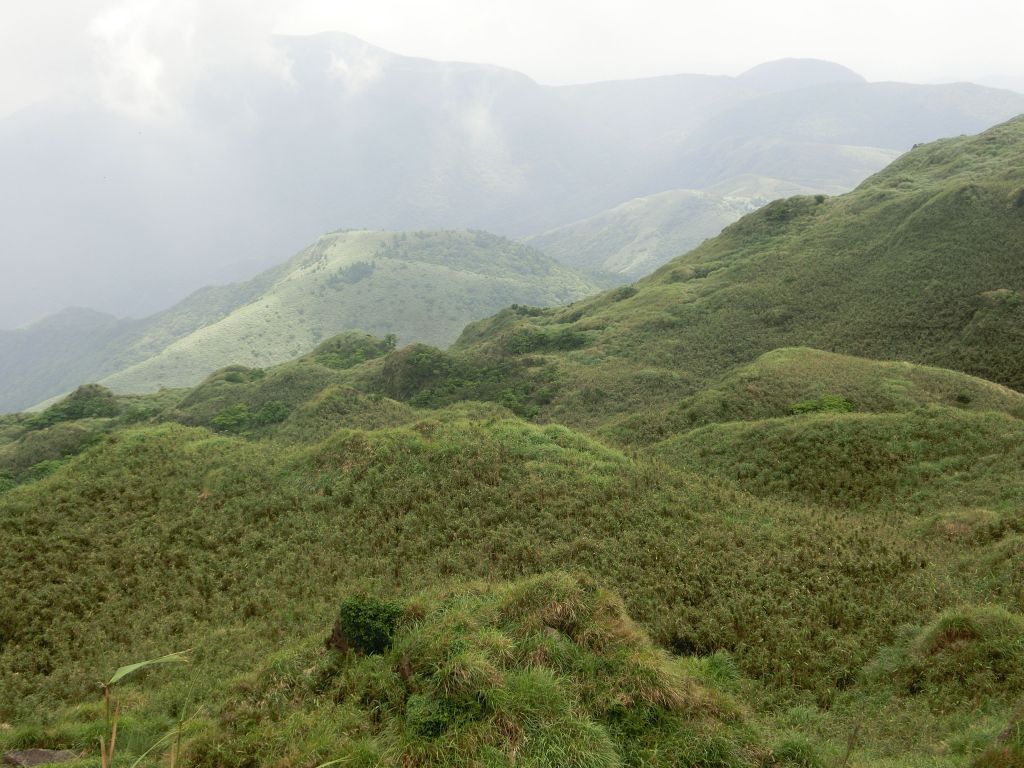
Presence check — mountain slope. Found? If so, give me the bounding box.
[0,266,290,413]
[399,115,1024,432]
[93,230,597,395]
[526,178,818,278]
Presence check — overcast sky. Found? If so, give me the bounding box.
[2,0,1023,117]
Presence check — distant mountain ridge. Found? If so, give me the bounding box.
[2,34,1023,327]
[526,177,819,278]
[737,58,866,91]
[0,230,598,411]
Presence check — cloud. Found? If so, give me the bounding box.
[1,0,1022,119]
[327,49,384,95]
[85,0,289,119]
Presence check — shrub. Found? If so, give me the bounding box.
[253,400,290,427]
[609,285,638,302]
[209,366,265,385]
[503,328,588,355]
[328,595,405,656]
[312,333,396,370]
[211,404,252,432]
[326,260,375,287]
[26,384,120,430]
[379,345,455,400]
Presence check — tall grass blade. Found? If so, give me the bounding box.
[107,650,191,686]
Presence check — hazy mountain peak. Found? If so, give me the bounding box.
[272,31,537,84]
[738,58,866,92]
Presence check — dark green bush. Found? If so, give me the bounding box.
[328,595,404,656]
[379,345,456,400]
[503,327,587,355]
[26,384,120,430]
[253,401,290,426]
[327,260,375,288]
[609,285,638,302]
[312,333,396,370]
[211,404,252,432]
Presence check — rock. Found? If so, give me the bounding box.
[3,749,77,767]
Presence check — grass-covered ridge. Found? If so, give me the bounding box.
[525,177,821,280]
[97,230,597,397]
[678,347,1024,424]
[414,116,1024,430]
[601,346,1024,445]
[653,406,1024,509]
[3,230,599,412]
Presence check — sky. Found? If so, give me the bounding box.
[1,0,1023,118]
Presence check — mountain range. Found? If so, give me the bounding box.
[2,33,1023,328]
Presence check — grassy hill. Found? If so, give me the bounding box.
[96,230,596,396]
[388,116,1024,433]
[0,264,289,413]
[603,347,1024,444]
[2,230,597,411]
[525,178,818,279]
[654,406,1024,509]
[2,346,1023,765]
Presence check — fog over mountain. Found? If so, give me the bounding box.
[2,32,1023,329]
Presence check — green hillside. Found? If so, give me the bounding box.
[5,118,1024,767]
[654,406,1024,508]
[525,178,817,279]
[397,116,1024,432]
[88,230,597,397]
[0,230,597,413]
[605,346,1024,444]
[2,352,1023,765]
[0,261,290,413]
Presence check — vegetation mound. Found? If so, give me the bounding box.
[684,347,1023,423]
[604,347,1024,444]
[873,606,1024,708]
[653,407,1024,509]
[191,573,758,768]
[973,706,1024,767]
